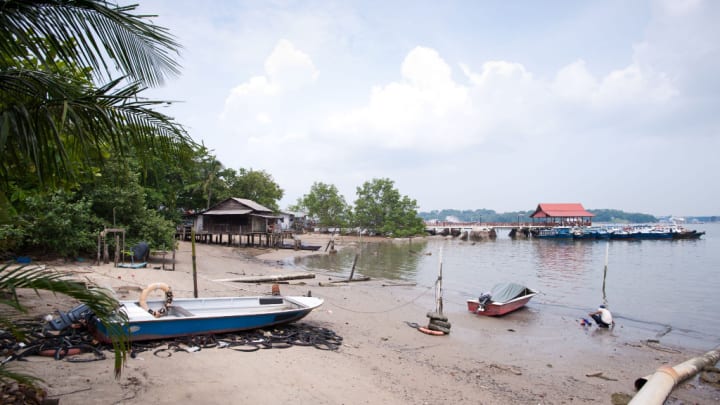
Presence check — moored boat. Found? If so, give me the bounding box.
[466,282,537,316]
[572,226,611,240]
[90,283,324,342]
[531,226,573,239]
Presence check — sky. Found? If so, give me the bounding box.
[136,0,719,217]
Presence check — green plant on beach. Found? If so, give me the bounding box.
[0,262,129,385]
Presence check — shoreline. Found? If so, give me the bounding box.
[14,234,720,404]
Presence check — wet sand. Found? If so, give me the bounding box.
[15,235,720,404]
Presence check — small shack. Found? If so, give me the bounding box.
[189,198,285,247]
[529,203,594,227]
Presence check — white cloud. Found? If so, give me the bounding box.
[324,46,470,149]
[264,39,319,90]
[322,44,679,155]
[141,0,719,215]
[221,39,318,121]
[552,60,598,102]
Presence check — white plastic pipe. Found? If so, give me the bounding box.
[630,345,720,404]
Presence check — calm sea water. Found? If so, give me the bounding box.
[294,223,720,349]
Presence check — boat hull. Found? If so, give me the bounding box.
[94,296,323,343]
[466,292,536,316]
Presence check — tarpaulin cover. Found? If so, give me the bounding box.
[489,282,531,303]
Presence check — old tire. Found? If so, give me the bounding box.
[429,319,452,329]
[427,323,451,334]
[426,311,448,322]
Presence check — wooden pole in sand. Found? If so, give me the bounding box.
[348,253,359,281]
[191,226,198,298]
[601,242,609,305]
[436,248,444,315]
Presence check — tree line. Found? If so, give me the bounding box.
[288,179,425,238]
[419,208,658,224]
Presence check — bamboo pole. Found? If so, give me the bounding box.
[602,242,609,305]
[436,247,444,315]
[191,227,198,298]
[348,253,359,281]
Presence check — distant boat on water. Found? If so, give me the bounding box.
[532,224,705,240]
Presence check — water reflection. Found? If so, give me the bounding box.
[295,239,429,281]
[532,239,596,277]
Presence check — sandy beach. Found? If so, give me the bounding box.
[12,234,720,404]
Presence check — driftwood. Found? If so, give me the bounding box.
[381,282,417,287]
[329,276,371,283]
[213,273,316,283]
[586,372,618,381]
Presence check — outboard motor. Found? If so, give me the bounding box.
[478,292,492,311]
[47,304,95,331]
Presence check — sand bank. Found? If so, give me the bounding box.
[13,235,720,404]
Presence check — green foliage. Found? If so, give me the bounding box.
[84,157,176,249]
[587,209,657,224]
[295,182,350,228]
[0,223,26,256]
[0,0,190,385]
[419,209,532,223]
[419,208,658,224]
[19,191,103,258]
[0,0,181,86]
[132,212,176,251]
[354,178,425,237]
[219,168,284,212]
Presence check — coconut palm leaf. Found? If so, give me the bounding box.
[0,68,192,186]
[0,0,181,87]
[0,262,129,379]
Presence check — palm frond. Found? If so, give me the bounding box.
[0,68,194,185]
[0,0,181,86]
[0,262,129,378]
[0,367,41,388]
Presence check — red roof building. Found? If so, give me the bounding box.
[530,203,594,226]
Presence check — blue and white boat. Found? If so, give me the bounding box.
[572,226,611,240]
[93,287,324,342]
[531,226,574,239]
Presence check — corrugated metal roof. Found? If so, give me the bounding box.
[530,203,594,218]
[251,213,283,219]
[231,198,272,213]
[203,209,252,215]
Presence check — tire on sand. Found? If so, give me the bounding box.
[426,311,448,322]
[427,323,451,334]
[429,319,452,329]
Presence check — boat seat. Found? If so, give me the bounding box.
[259,297,284,305]
[168,305,194,317]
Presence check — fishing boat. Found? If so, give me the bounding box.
[466,282,537,316]
[92,283,324,343]
[531,226,573,239]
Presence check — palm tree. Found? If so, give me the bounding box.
[0,0,193,384]
[0,0,194,189]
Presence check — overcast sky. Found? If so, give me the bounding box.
[137,0,719,217]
